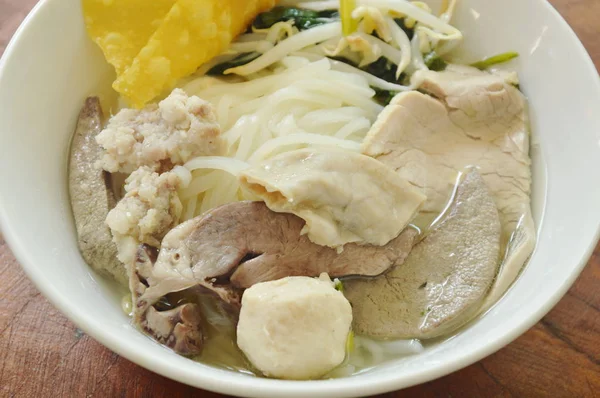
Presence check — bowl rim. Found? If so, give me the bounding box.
[1,0,599,396]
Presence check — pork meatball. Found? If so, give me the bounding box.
[237,275,352,380]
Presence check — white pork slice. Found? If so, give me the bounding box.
[363,65,536,309]
[239,149,426,250]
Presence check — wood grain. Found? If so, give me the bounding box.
[1,0,599,397]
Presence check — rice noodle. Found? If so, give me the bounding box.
[293,51,414,91]
[280,55,312,69]
[184,156,250,176]
[183,197,197,221]
[171,165,192,188]
[292,79,380,112]
[335,117,371,139]
[299,106,371,129]
[180,170,222,200]
[216,95,235,129]
[249,133,362,163]
[195,59,330,100]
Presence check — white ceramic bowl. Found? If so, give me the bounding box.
[1,0,599,396]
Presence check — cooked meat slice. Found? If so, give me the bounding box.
[231,223,416,289]
[144,303,204,356]
[69,97,126,285]
[240,149,426,250]
[137,201,418,311]
[411,64,522,102]
[106,166,184,264]
[237,275,352,380]
[96,89,222,174]
[363,65,535,311]
[345,170,501,339]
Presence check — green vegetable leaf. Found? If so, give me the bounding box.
[331,55,405,84]
[330,56,404,105]
[334,279,344,292]
[253,7,339,31]
[365,57,404,83]
[206,52,261,75]
[471,52,519,70]
[374,89,397,106]
[424,51,448,72]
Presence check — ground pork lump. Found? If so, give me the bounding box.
[106,166,183,263]
[96,89,222,173]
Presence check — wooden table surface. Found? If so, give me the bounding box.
[1,0,599,397]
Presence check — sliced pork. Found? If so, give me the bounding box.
[240,149,426,250]
[363,65,536,311]
[138,201,417,306]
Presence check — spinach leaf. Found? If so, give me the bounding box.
[364,57,401,83]
[423,51,448,71]
[206,52,261,75]
[374,89,397,106]
[253,7,339,31]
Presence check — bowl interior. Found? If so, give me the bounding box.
[0,0,599,397]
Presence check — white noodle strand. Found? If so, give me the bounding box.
[249,133,362,164]
[184,157,250,176]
